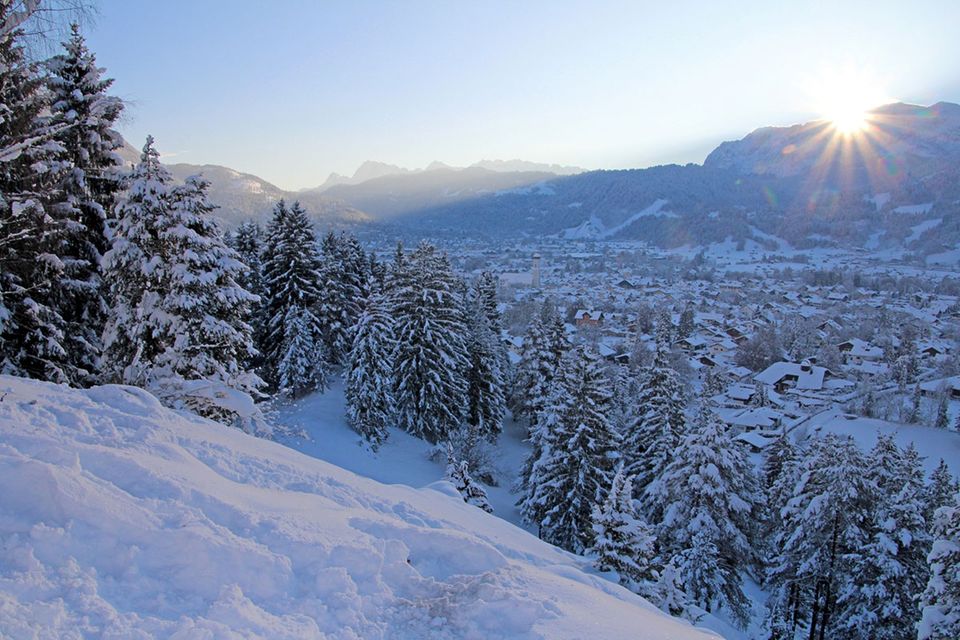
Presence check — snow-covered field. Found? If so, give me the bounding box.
[273,379,532,528]
[0,375,718,639]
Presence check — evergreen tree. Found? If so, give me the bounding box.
[516,358,566,528]
[590,464,658,590]
[151,175,262,421]
[531,346,621,553]
[919,492,960,640]
[866,432,905,496]
[510,313,552,425]
[229,221,265,358]
[623,344,686,519]
[100,136,172,385]
[701,366,726,400]
[936,394,950,429]
[464,287,505,442]
[445,452,493,513]
[750,380,769,407]
[672,530,726,617]
[657,402,760,626]
[767,434,876,640]
[45,24,123,385]
[102,143,263,427]
[391,242,469,443]
[926,459,959,522]
[317,231,368,365]
[260,200,327,392]
[837,445,930,640]
[276,305,325,398]
[677,304,695,339]
[653,561,691,620]
[762,430,801,567]
[0,14,70,383]
[345,289,394,448]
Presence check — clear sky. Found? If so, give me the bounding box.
[85,0,960,191]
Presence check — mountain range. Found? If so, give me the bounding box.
[123,101,960,256]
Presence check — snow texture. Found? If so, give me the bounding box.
[0,375,719,639]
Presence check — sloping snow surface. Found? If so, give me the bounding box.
[0,375,719,639]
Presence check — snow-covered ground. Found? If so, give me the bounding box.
[0,375,719,639]
[273,379,533,528]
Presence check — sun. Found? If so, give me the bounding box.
[829,103,869,135]
[807,63,889,136]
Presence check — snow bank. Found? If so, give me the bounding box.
[0,376,719,639]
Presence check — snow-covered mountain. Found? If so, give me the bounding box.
[704,102,960,190]
[0,375,718,639]
[118,140,367,229]
[381,101,960,254]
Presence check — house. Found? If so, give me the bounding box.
[675,336,709,352]
[919,376,960,398]
[574,309,604,328]
[919,341,950,359]
[754,360,835,394]
[837,338,884,364]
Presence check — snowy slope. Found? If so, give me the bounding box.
[0,376,719,639]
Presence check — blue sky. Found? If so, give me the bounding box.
[86,0,960,190]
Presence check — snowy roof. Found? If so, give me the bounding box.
[733,430,775,450]
[837,338,883,359]
[920,375,960,394]
[754,362,830,390]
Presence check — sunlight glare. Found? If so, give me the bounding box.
[808,63,890,136]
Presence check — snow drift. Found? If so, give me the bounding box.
[0,375,718,639]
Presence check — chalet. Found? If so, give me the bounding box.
[919,341,950,359]
[716,406,784,433]
[919,376,960,398]
[675,336,709,352]
[754,361,835,394]
[574,309,604,328]
[836,338,884,364]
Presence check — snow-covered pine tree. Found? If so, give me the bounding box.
[534,345,621,554]
[464,287,505,443]
[590,464,658,591]
[516,353,567,528]
[277,305,325,398]
[654,306,674,349]
[623,343,686,520]
[152,175,263,422]
[0,15,70,383]
[317,231,368,365]
[836,441,931,640]
[750,380,769,407]
[102,143,264,428]
[100,136,172,385]
[657,401,760,627]
[345,289,394,448]
[866,432,905,496]
[509,313,550,424]
[391,242,469,443]
[935,394,950,429]
[653,560,691,620]
[677,303,695,339]
[45,23,123,385]
[445,451,493,513]
[762,430,801,568]
[767,434,876,640]
[229,221,265,355]
[671,530,725,619]
[926,459,959,522]
[475,270,508,366]
[260,199,327,392]
[919,491,960,640]
[701,365,726,400]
